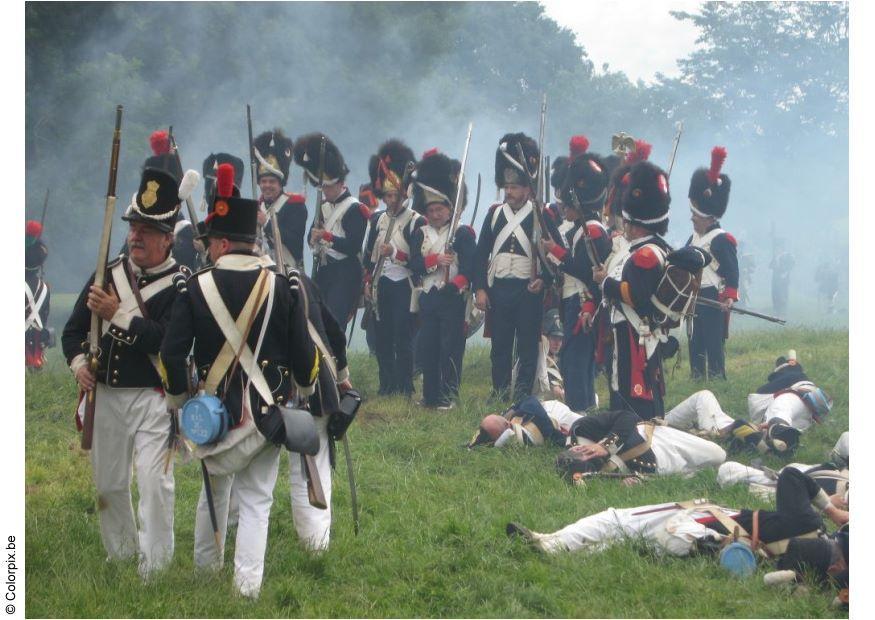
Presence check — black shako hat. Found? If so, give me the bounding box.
[253,130,294,185]
[202,152,245,204]
[410,149,457,214]
[604,139,651,218]
[294,132,349,187]
[495,132,539,188]
[369,139,416,199]
[559,135,609,214]
[688,146,731,219]
[619,160,671,235]
[204,163,259,243]
[123,168,185,233]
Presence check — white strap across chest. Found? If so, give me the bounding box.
[199,269,275,405]
[373,208,415,262]
[491,203,533,260]
[25,280,47,330]
[266,193,290,216]
[322,197,355,235]
[110,261,176,320]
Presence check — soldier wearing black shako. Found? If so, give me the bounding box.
[363,139,424,396]
[62,165,198,577]
[542,136,612,412]
[409,149,476,409]
[160,163,320,598]
[593,160,673,420]
[300,132,370,330]
[685,147,739,380]
[474,133,558,401]
[253,129,309,271]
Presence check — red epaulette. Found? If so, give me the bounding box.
[488,202,501,212]
[286,192,306,203]
[357,203,372,219]
[460,224,476,239]
[586,223,605,239]
[631,246,660,269]
[724,232,738,246]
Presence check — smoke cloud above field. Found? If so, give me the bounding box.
[25,2,848,321]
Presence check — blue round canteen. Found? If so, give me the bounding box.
[181,394,229,445]
[719,541,757,577]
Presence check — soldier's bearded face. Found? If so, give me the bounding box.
[259,176,283,202]
[504,184,530,209]
[128,222,172,268]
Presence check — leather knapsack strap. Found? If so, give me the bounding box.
[200,269,274,405]
[127,268,150,319]
[222,272,269,401]
[600,423,654,473]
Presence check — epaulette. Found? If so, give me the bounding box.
[723,232,738,246]
[458,224,476,239]
[488,202,501,212]
[172,270,188,293]
[586,223,605,239]
[631,246,660,269]
[356,202,371,219]
[286,192,307,203]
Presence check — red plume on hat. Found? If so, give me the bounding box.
[26,220,43,239]
[422,147,439,159]
[217,163,235,198]
[149,130,171,156]
[707,146,728,185]
[569,135,589,160]
[625,140,652,165]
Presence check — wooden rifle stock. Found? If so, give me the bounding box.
[82,104,123,451]
[309,136,328,277]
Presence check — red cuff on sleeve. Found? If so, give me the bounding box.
[395,249,408,262]
[451,275,469,290]
[582,300,596,314]
[720,287,739,302]
[321,231,335,242]
[549,245,568,261]
[424,254,439,269]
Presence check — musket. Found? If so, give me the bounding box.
[666,121,684,178]
[246,105,258,200]
[309,136,328,277]
[544,155,551,205]
[201,461,222,552]
[572,471,648,486]
[468,173,482,227]
[695,297,786,324]
[168,127,207,264]
[39,188,50,227]
[442,122,474,285]
[81,104,123,451]
[567,177,604,271]
[341,430,360,535]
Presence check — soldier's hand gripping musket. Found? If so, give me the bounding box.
[81,105,123,451]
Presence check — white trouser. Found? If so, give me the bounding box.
[288,415,333,551]
[541,502,720,557]
[717,461,811,488]
[650,426,726,475]
[833,431,849,461]
[747,392,813,430]
[90,384,175,576]
[194,445,281,598]
[664,390,735,433]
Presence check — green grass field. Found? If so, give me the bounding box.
[24,328,848,618]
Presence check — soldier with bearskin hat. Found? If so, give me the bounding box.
[685,146,739,380]
[251,129,309,271]
[592,159,673,421]
[474,132,559,402]
[541,136,613,412]
[25,220,51,369]
[408,149,476,409]
[160,163,320,597]
[362,139,424,396]
[298,132,370,330]
[62,163,199,577]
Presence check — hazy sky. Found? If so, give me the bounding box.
[540,0,702,83]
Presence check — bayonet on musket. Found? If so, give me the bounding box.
[81,105,123,451]
[442,122,474,285]
[468,173,482,227]
[310,136,328,277]
[667,121,684,178]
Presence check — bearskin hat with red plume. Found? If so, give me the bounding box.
[495,132,539,188]
[202,153,245,204]
[294,132,349,187]
[410,149,458,215]
[144,130,184,183]
[605,139,652,218]
[688,146,730,219]
[368,139,416,199]
[620,160,671,235]
[559,135,608,213]
[203,162,259,243]
[25,221,47,270]
[252,130,294,185]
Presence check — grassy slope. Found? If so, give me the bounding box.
[25,328,848,618]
